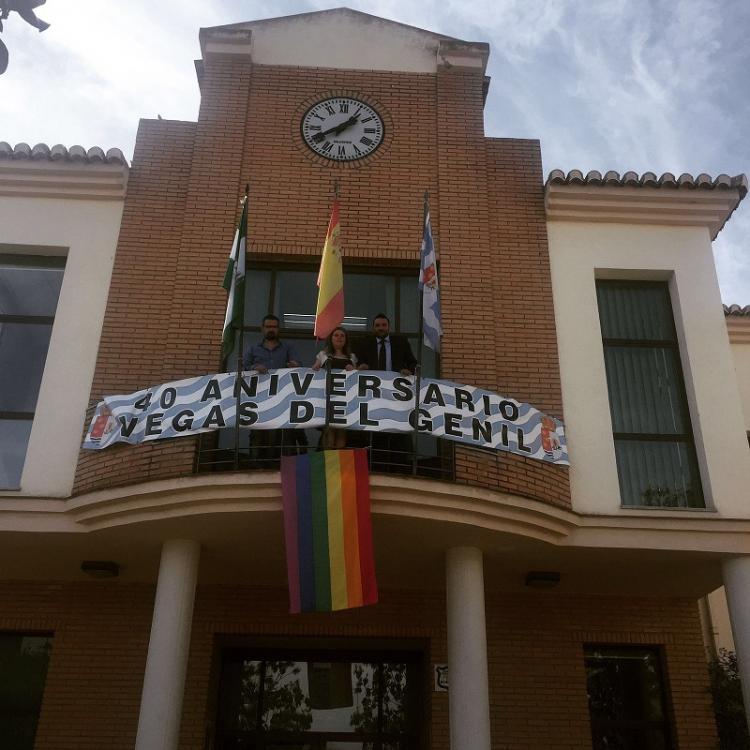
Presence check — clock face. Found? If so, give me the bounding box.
[301,97,384,162]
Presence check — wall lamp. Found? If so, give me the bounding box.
[81,560,120,579]
[525,571,560,589]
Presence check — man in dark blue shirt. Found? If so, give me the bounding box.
[244,314,301,372]
[243,314,304,467]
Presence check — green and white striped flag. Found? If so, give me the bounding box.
[221,195,248,363]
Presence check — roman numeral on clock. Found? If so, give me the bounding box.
[337,145,346,157]
[360,137,373,146]
[321,141,334,153]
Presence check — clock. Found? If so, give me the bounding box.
[301,97,384,162]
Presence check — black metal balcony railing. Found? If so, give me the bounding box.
[194,428,455,481]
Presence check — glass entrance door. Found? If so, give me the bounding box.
[216,648,423,749]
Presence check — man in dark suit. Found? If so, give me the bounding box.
[355,313,417,375]
[354,313,417,470]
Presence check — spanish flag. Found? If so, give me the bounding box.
[280,450,378,613]
[314,198,344,339]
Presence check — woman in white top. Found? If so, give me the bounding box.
[312,326,357,448]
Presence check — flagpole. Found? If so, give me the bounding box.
[412,191,429,476]
[321,180,339,452]
[234,184,249,471]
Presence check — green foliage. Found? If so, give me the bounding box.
[709,649,750,750]
[350,662,408,734]
[641,485,693,508]
[236,660,312,733]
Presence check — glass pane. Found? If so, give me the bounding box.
[410,337,437,378]
[244,269,272,327]
[293,337,330,370]
[603,347,688,435]
[586,649,665,721]
[316,661,378,733]
[597,282,675,341]
[222,659,262,731]
[259,661,312,732]
[586,645,671,750]
[343,275,395,333]
[0,419,33,489]
[591,726,667,750]
[274,271,319,330]
[0,264,64,317]
[0,634,52,750]
[259,660,380,734]
[349,662,380,734]
[399,275,419,333]
[0,322,54,411]
[380,662,416,734]
[615,439,704,508]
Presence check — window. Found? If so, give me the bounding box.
[239,266,437,378]
[596,281,704,508]
[0,633,53,750]
[585,645,673,750]
[0,255,65,489]
[216,648,423,749]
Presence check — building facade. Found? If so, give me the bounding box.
[1,9,750,750]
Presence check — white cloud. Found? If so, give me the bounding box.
[1,0,747,299]
[715,210,750,305]
[0,0,228,153]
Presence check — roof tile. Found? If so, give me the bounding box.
[724,304,750,316]
[0,141,128,166]
[546,169,747,198]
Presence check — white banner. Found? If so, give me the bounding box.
[83,368,568,465]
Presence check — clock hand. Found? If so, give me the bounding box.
[334,114,360,134]
[312,114,359,142]
[312,116,357,142]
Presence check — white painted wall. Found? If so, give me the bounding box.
[708,586,736,653]
[548,221,750,517]
[729,342,750,432]
[243,13,442,73]
[0,196,122,497]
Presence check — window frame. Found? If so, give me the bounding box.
[215,644,426,750]
[0,254,66,489]
[239,261,436,361]
[584,643,675,750]
[596,279,704,509]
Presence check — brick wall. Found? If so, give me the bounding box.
[0,581,716,749]
[73,117,199,495]
[73,56,570,508]
[452,138,570,508]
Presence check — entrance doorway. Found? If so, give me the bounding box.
[215,646,424,749]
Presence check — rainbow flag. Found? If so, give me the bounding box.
[314,198,344,339]
[280,449,377,613]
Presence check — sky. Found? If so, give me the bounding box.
[1,0,749,302]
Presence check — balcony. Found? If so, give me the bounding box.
[194,428,455,481]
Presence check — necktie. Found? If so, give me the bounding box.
[377,339,386,370]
